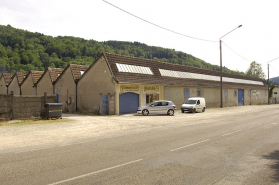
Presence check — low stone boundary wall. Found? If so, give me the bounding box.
[0,92,57,121]
[0,94,13,121]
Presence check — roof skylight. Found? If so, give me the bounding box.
[116,63,153,75]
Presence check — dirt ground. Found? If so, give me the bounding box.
[0,105,278,153]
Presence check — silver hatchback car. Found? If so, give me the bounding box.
[137,100,177,116]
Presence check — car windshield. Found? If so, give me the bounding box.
[185,100,197,104]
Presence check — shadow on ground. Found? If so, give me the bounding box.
[263,150,279,183]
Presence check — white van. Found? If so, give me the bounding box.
[181,97,206,113]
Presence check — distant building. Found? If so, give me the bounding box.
[20,70,44,95]
[8,72,27,95]
[35,67,64,96]
[54,64,88,112]
[0,73,14,94]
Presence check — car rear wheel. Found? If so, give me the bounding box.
[142,109,149,116]
[181,110,184,113]
[168,109,174,116]
[202,107,205,112]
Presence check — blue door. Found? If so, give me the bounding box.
[119,92,139,114]
[102,95,108,115]
[238,89,244,106]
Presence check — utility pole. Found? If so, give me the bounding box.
[268,63,269,105]
[267,56,279,105]
[219,25,242,108]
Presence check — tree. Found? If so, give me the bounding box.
[246,61,266,79]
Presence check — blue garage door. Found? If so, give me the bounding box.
[238,89,244,106]
[119,92,139,114]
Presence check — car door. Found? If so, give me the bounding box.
[148,102,160,114]
[196,100,202,111]
[160,101,169,114]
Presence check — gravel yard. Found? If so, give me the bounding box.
[1,105,278,154]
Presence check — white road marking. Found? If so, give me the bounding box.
[222,130,242,137]
[48,159,143,185]
[170,139,210,152]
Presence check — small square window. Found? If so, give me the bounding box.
[274,92,278,94]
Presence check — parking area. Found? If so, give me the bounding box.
[1,105,278,153]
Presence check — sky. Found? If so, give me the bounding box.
[0,0,279,78]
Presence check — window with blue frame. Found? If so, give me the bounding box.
[184,89,189,98]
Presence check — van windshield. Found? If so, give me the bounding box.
[185,100,197,104]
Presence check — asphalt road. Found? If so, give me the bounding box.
[1,106,279,185]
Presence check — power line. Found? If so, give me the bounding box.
[222,41,251,62]
[102,0,218,43]
[267,56,279,63]
[269,64,279,75]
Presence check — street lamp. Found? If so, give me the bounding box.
[219,25,242,108]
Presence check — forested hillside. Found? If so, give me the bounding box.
[270,76,279,85]
[0,25,242,74]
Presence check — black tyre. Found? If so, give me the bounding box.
[181,110,184,113]
[202,107,205,112]
[168,109,174,116]
[192,109,196,113]
[142,109,149,116]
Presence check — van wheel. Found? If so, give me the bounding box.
[192,109,196,113]
[181,110,184,113]
[168,109,174,116]
[202,107,205,112]
[142,109,149,116]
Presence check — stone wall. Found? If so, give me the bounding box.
[0,93,57,121]
[0,94,13,121]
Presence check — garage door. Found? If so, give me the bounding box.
[119,92,139,114]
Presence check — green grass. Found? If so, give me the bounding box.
[0,118,73,126]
